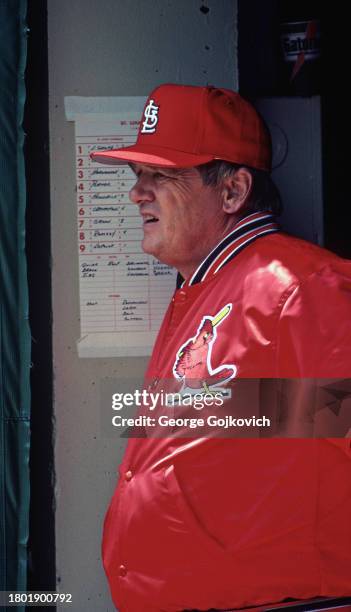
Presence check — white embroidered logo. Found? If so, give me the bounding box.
[141,99,159,134]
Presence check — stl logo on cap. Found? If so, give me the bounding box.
[141,99,159,134]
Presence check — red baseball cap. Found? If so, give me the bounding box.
[90,84,272,171]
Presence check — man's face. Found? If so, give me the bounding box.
[129,163,226,278]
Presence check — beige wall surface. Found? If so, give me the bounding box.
[48,1,238,609]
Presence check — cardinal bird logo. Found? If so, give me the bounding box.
[173,303,237,392]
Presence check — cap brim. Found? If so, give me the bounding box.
[90,144,214,168]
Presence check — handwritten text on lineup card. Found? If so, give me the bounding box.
[75,118,176,335]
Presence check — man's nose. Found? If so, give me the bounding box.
[129,176,154,205]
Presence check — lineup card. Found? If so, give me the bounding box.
[65,97,177,357]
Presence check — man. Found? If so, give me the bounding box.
[92,85,351,612]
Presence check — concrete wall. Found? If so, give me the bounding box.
[47,1,238,610]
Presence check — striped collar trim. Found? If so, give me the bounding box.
[182,211,279,288]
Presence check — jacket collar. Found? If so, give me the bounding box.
[179,211,279,288]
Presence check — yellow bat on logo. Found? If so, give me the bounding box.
[211,304,231,328]
[177,304,232,358]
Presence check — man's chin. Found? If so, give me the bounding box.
[141,239,174,267]
[141,238,158,258]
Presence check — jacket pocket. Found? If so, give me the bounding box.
[163,463,231,564]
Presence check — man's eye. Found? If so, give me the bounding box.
[153,172,165,179]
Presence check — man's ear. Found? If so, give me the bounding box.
[221,168,253,214]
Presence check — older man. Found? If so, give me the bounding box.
[92,85,351,612]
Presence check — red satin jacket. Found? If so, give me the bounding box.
[103,214,351,611]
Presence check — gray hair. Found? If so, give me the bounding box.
[196,160,282,216]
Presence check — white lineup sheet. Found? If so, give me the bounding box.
[65,97,177,356]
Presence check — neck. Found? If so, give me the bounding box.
[178,210,276,282]
[178,215,242,280]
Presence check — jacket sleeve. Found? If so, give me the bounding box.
[275,264,351,378]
